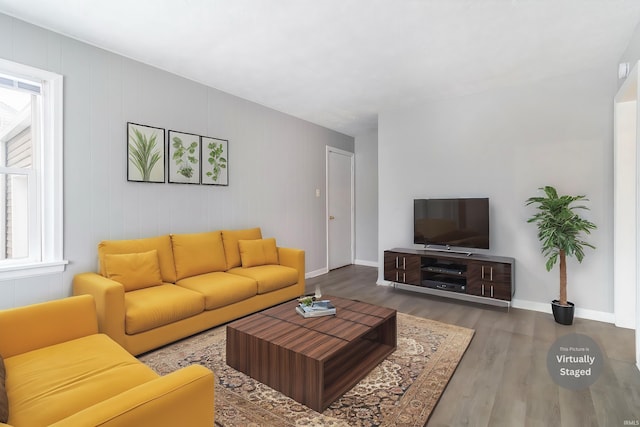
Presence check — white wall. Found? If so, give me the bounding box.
[619,21,640,87]
[0,13,354,309]
[355,129,378,265]
[378,66,616,318]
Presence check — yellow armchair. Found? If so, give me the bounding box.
[0,295,214,427]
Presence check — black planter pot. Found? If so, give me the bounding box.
[551,300,575,325]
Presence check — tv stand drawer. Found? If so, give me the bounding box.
[383,251,421,285]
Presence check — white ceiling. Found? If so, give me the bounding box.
[1,0,639,137]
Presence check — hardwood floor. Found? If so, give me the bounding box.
[306,265,640,427]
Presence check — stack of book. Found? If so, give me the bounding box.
[296,300,336,318]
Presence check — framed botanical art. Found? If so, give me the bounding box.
[201,136,228,186]
[127,122,165,183]
[168,130,201,184]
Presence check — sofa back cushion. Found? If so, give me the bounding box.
[98,235,176,283]
[103,250,163,292]
[0,295,99,359]
[171,231,227,280]
[221,228,262,269]
[238,238,279,268]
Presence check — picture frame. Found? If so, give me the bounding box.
[168,130,201,184]
[127,122,165,183]
[200,136,228,186]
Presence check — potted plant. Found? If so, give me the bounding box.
[525,186,597,325]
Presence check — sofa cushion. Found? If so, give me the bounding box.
[103,250,163,292]
[176,272,258,310]
[171,231,227,280]
[99,235,177,283]
[0,354,7,423]
[124,285,205,334]
[238,238,279,268]
[221,228,262,269]
[4,334,157,426]
[228,265,299,294]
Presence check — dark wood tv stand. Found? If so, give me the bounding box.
[384,248,515,307]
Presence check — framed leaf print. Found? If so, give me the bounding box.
[168,130,200,184]
[127,122,165,183]
[201,136,228,186]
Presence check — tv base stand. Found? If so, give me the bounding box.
[384,248,515,307]
[421,246,474,256]
[392,282,511,308]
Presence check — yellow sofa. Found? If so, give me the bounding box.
[73,228,305,355]
[0,294,214,427]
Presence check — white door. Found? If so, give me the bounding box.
[327,147,354,270]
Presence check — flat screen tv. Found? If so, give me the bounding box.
[414,198,489,250]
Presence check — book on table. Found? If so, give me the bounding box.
[296,300,336,318]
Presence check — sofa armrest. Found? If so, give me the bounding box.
[73,273,127,348]
[0,294,98,358]
[277,247,305,289]
[49,365,215,427]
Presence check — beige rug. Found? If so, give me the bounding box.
[139,312,474,426]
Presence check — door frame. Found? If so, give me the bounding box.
[614,60,640,372]
[325,146,355,271]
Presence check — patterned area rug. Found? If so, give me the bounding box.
[139,312,474,427]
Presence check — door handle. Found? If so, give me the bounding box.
[329,215,335,220]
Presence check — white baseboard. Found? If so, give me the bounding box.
[307,262,378,278]
[371,285,616,324]
[510,299,553,314]
[511,299,615,324]
[330,274,619,325]
[572,307,615,324]
[305,268,328,279]
[614,318,636,330]
[354,259,379,268]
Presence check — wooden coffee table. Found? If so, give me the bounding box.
[226,296,396,412]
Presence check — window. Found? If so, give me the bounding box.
[0,59,65,278]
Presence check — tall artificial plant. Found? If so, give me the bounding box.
[525,186,596,306]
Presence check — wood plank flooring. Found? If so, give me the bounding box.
[306,265,640,427]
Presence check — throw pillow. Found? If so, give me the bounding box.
[103,249,163,292]
[98,235,177,283]
[0,354,8,423]
[238,238,279,268]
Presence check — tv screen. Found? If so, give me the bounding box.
[414,198,489,249]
